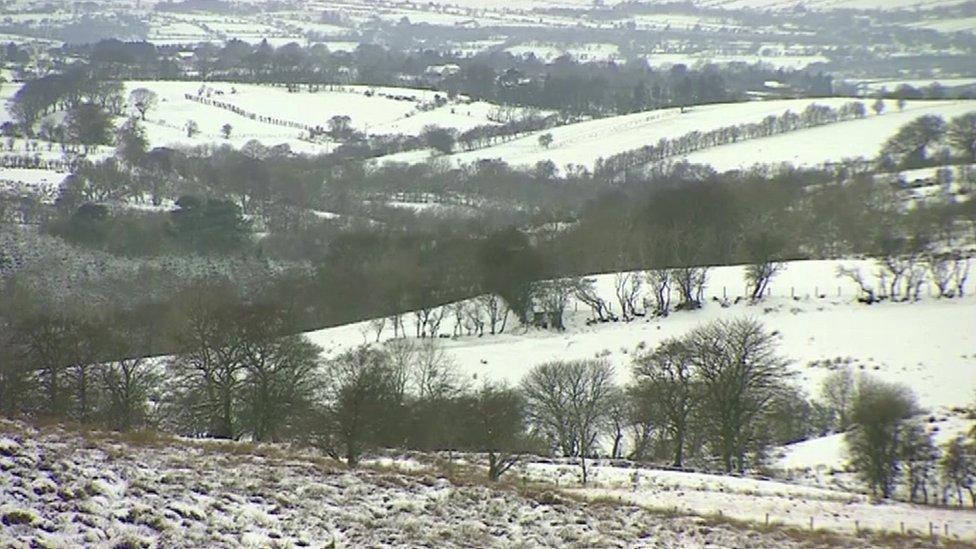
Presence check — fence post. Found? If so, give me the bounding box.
[854,520,859,535]
[764,513,769,528]
[809,517,814,530]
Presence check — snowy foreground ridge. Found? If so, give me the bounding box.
[0,421,922,549]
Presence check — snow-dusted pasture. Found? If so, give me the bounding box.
[683,100,976,171]
[121,81,526,153]
[0,420,872,549]
[400,98,976,172]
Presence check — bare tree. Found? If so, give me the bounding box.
[941,436,976,508]
[412,338,466,402]
[741,227,786,301]
[845,375,917,499]
[644,269,672,316]
[521,359,616,484]
[745,262,783,301]
[532,278,578,330]
[574,277,610,321]
[671,267,709,310]
[382,338,415,401]
[538,132,553,149]
[325,345,401,467]
[836,265,877,303]
[477,294,509,335]
[633,338,697,467]
[413,305,443,338]
[463,299,486,336]
[900,421,938,504]
[820,366,856,432]
[237,311,323,443]
[614,272,643,320]
[99,323,159,432]
[127,88,158,120]
[166,284,245,439]
[185,119,199,137]
[690,318,792,472]
[459,383,528,481]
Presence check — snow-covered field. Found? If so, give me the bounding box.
[0,168,66,195]
[305,259,976,411]
[385,98,976,172]
[683,100,976,171]
[0,420,878,548]
[120,81,525,153]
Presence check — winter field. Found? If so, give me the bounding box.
[119,81,523,154]
[382,99,976,172]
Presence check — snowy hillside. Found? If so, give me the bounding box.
[383,99,976,172]
[122,81,524,154]
[682,100,976,171]
[305,259,976,412]
[0,420,883,549]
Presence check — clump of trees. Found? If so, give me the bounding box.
[822,368,976,506]
[631,318,795,472]
[880,112,976,170]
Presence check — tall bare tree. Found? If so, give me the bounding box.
[522,359,616,484]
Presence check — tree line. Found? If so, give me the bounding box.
[594,101,870,179]
[24,39,838,117]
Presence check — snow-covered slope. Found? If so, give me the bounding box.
[385,99,976,172]
[306,259,976,412]
[683,100,976,171]
[0,420,876,548]
[123,81,523,153]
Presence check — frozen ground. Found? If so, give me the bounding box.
[0,420,880,549]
